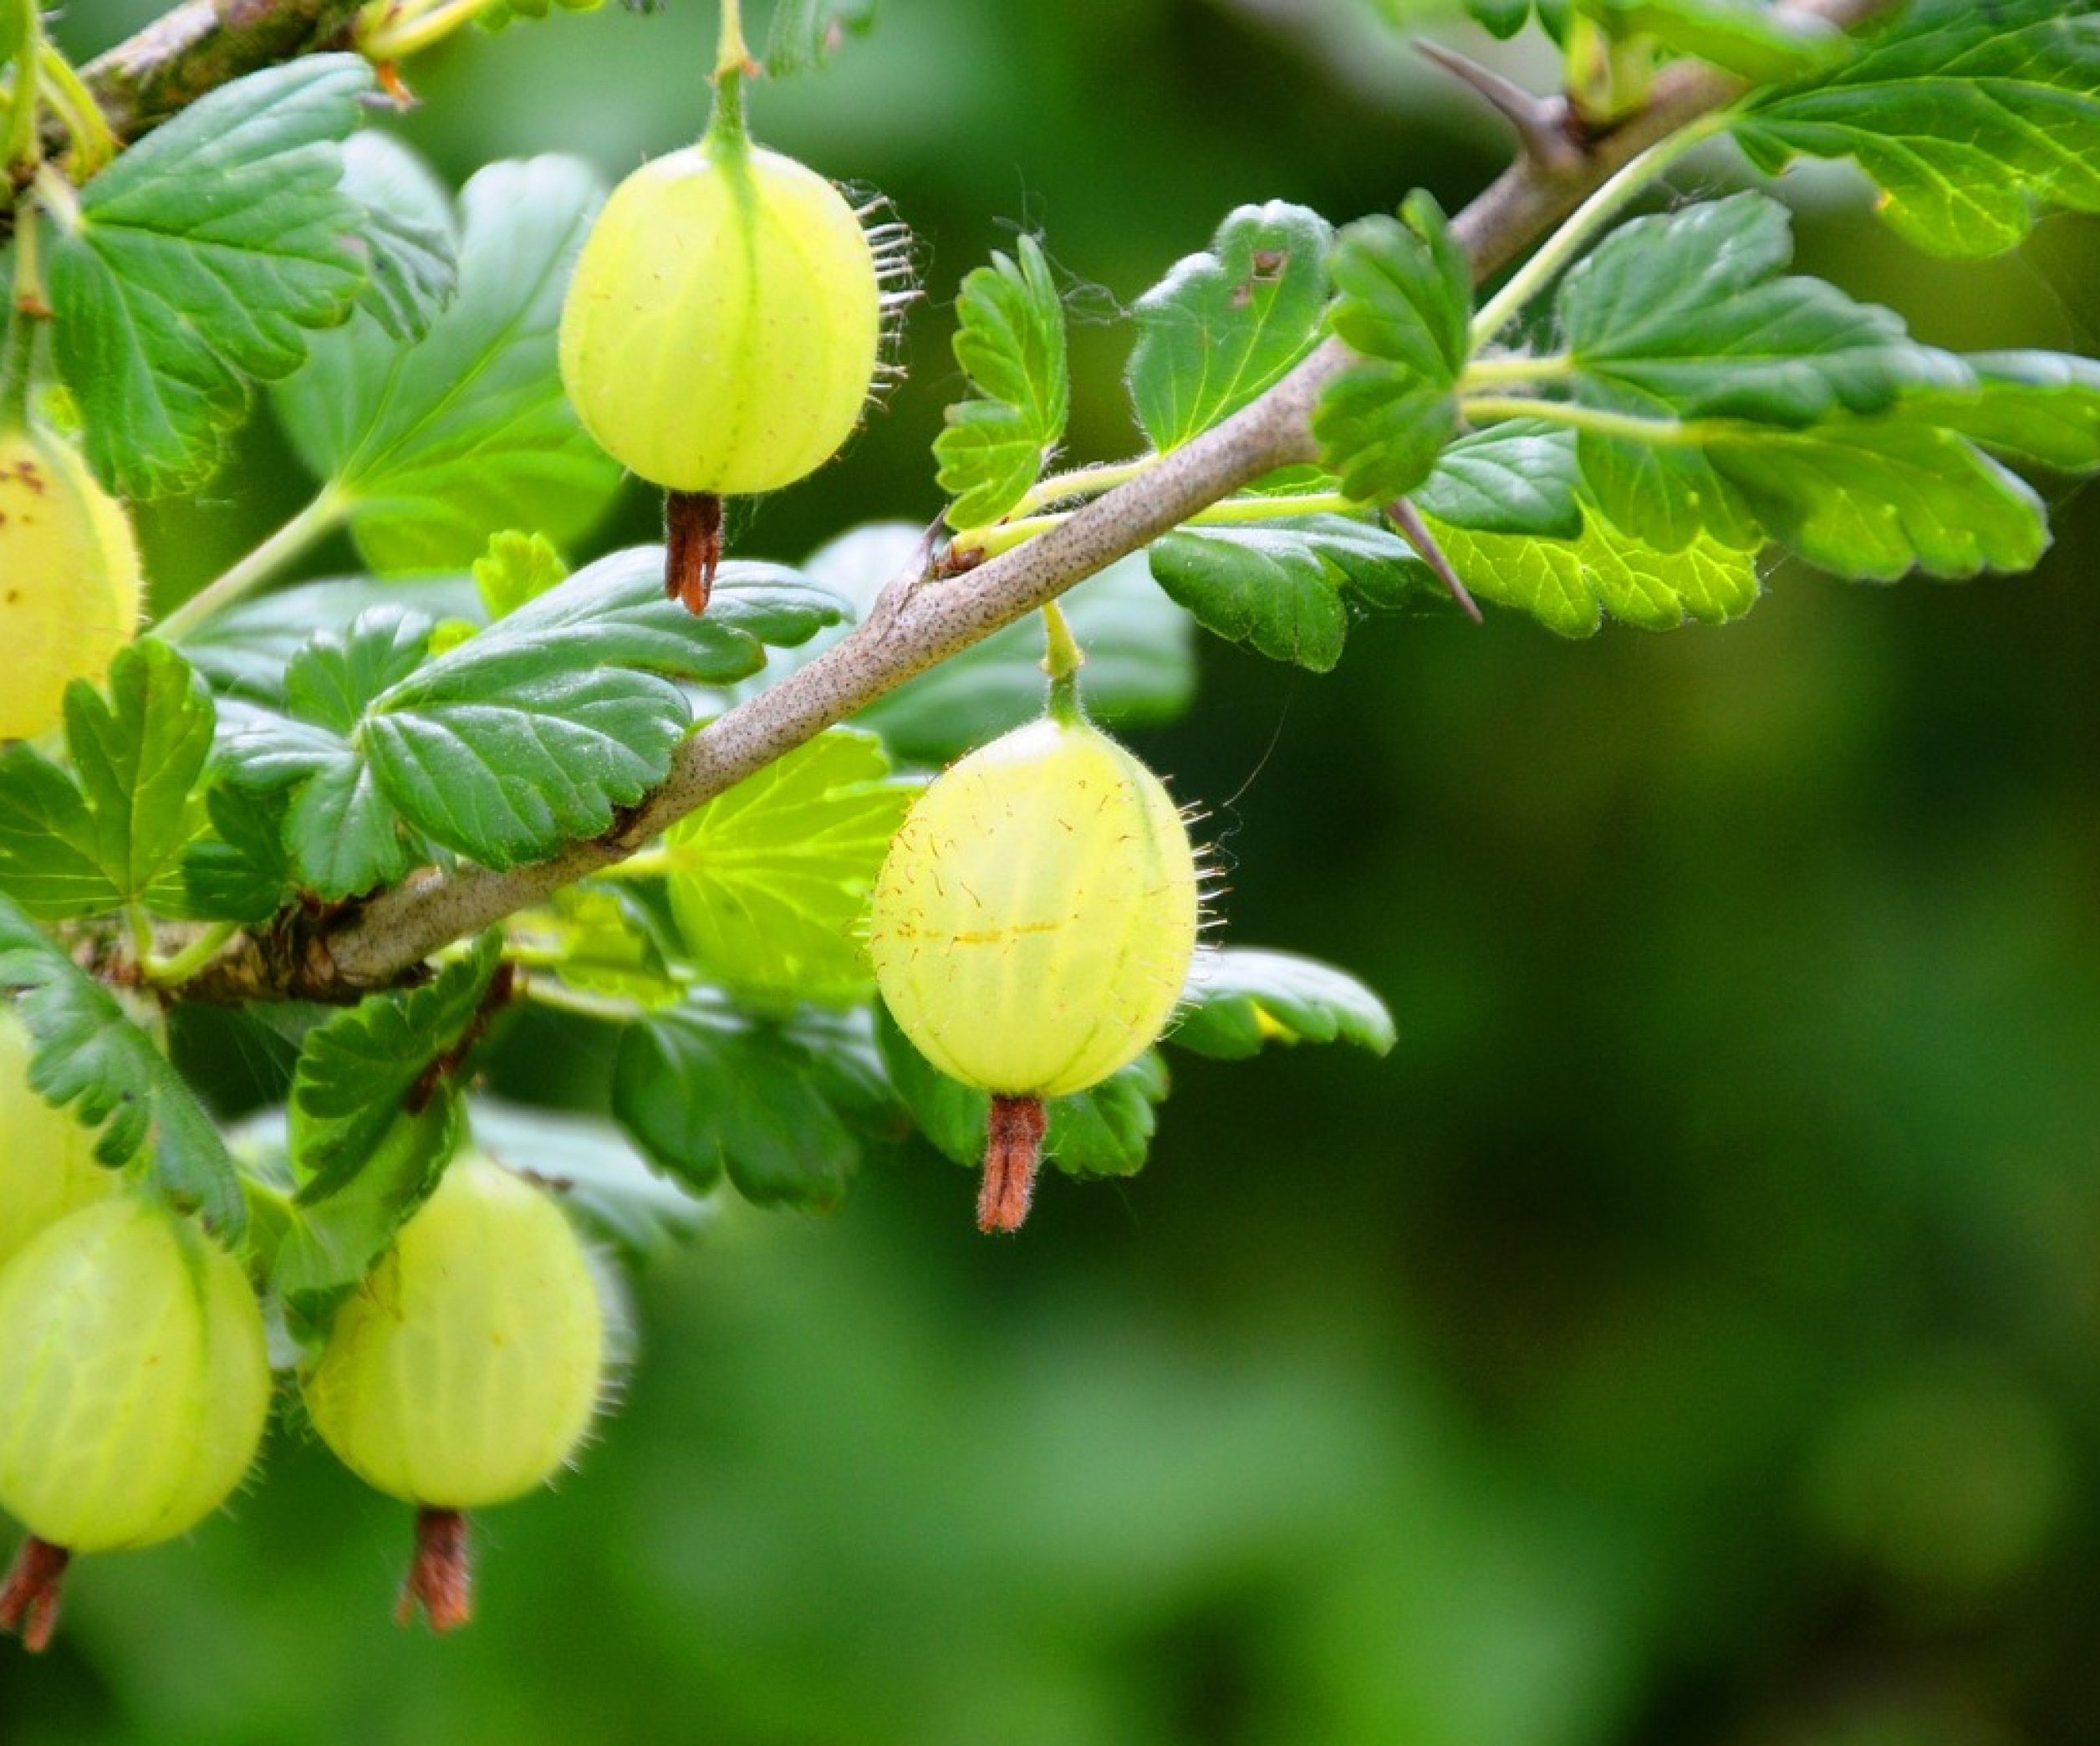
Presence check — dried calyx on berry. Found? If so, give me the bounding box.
[868,605,1204,1233]
[558,0,910,614]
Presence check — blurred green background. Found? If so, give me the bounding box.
[8,1,2100,1741]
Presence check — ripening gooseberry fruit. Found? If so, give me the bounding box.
[0,1009,117,1269]
[867,709,1200,1233]
[0,424,142,743]
[299,1150,607,1631]
[0,1197,270,1652]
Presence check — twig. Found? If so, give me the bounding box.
[174,0,1902,1003]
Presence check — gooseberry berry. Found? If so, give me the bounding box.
[0,1197,271,1651]
[0,1009,116,1269]
[299,1149,607,1630]
[867,709,1200,1231]
[0,424,142,743]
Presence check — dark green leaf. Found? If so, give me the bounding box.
[1896,350,2100,472]
[613,995,879,1210]
[1736,0,2100,257]
[1128,202,1334,454]
[1557,192,1955,424]
[0,641,213,920]
[1572,416,1759,554]
[875,1001,1170,1183]
[274,1094,458,1331]
[181,784,295,923]
[1584,0,1846,84]
[339,131,456,343]
[660,729,916,1008]
[510,885,685,1008]
[1706,422,2050,581]
[935,234,1069,529]
[1149,515,1430,671]
[288,932,501,1202]
[1460,0,1551,40]
[0,891,245,1235]
[273,155,619,573]
[1169,947,1397,1059]
[765,0,878,74]
[47,56,374,497]
[180,575,482,706]
[1414,421,1584,539]
[1425,508,1761,636]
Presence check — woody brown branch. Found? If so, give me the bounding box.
[178,0,1899,1004]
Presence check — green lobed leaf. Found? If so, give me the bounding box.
[765,0,879,74]
[1425,508,1761,637]
[935,234,1070,529]
[47,56,375,497]
[1128,202,1335,454]
[0,892,245,1236]
[1148,514,1430,671]
[273,154,619,573]
[180,575,482,706]
[1735,0,2100,258]
[1895,350,2100,473]
[1414,421,1585,539]
[1313,191,1471,503]
[510,884,686,1008]
[660,729,917,1008]
[224,554,845,891]
[613,995,890,1210]
[273,1094,459,1334]
[1169,947,1397,1059]
[1705,421,2050,581]
[0,641,215,921]
[875,1002,1169,1183]
[1458,0,1569,42]
[1557,192,1957,425]
[181,784,295,923]
[287,932,502,1202]
[339,131,457,343]
[1571,415,1761,555]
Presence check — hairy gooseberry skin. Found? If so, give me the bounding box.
[558,141,881,496]
[0,426,142,742]
[301,1152,605,1512]
[869,715,1200,1099]
[0,1198,269,1553]
[0,1012,116,1269]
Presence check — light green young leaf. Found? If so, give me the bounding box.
[1583,0,1845,84]
[1735,0,2100,258]
[613,995,889,1210]
[288,932,501,1202]
[339,131,456,343]
[765,0,878,74]
[1425,508,1761,637]
[473,529,570,620]
[1557,192,1955,425]
[0,641,214,920]
[273,155,619,574]
[660,729,917,1008]
[1706,421,2050,581]
[1128,202,1335,454]
[875,1001,1169,1182]
[1170,947,1396,1059]
[46,55,374,497]
[935,234,1069,529]
[1149,515,1430,671]
[0,892,245,1236]
[1313,191,1471,503]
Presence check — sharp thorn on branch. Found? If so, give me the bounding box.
[1385,498,1484,625]
[1415,39,1583,176]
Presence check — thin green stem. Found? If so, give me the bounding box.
[1461,393,1720,446]
[1041,600,1083,723]
[1468,112,1728,352]
[38,41,118,175]
[0,195,38,431]
[3,3,40,173]
[1460,353,1575,392]
[145,922,241,988]
[356,0,502,61]
[155,485,349,641]
[706,0,752,147]
[588,848,680,881]
[519,975,652,1025]
[1190,490,1358,524]
[1013,456,1160,518]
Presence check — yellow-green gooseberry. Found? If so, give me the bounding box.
[299,1150,607,1631]
[0,425,142,743]
[867,712,1200,1231]
[0,1197,271,1651]
[0,1008,117,1269]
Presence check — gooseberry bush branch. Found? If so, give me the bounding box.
[3,0,2098,1642]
